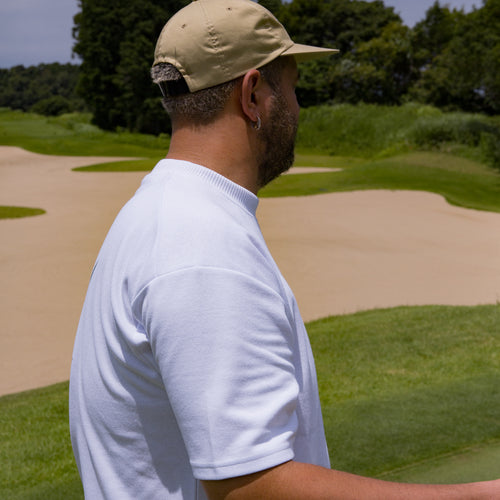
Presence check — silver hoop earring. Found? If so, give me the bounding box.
[253,116,261,131]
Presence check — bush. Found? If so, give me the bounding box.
[481,132,500,171]
[296,103,500,169]
[409,114,499,149]
[31,96,74,116]
[296,103,428,157]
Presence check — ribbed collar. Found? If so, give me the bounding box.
[154,159,260,216]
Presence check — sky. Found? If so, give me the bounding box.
[0,0,481,69]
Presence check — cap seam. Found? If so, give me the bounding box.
[200,1,231,85]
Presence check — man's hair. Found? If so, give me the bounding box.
[151,56,288,125]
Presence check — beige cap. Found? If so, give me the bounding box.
[153,0,338,92]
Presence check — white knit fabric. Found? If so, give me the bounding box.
[70,159,329,499]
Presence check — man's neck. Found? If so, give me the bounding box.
[166,117,260,195]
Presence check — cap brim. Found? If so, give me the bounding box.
[282,43,339,63]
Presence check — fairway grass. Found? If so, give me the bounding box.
[0,206,46,219]
[1,305,498,497]
[72,158,158,172]
[380,441,500,483]
[0,383,83,500]
[0,109,169,159]
[261,152,500,213]
[308,305,500,478]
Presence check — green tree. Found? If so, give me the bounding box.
[0,63,83,114]
[407,2,464,107]
[479,0,500,113]
[280,0,399,53]
[279,0,401,106]
[73,0,188,134]
[31,96,74,116]
[409,0,500,114]
[333,21,415,105]
[258,0,283,17]
[411,1,458,71]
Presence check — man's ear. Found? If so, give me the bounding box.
[240,69,265,124]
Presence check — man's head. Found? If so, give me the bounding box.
[151,0,337,188]
[152,0,337,93]
[151,0,336,121]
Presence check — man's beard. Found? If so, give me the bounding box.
[256,91,298,189]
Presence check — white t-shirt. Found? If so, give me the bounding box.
[69,159,330,499]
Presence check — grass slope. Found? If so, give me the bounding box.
[381,442,500,483]
[297,103,500,166]
[1,306,498,497]
[0,109,168,159]
[308,305,500,479]
[262,152,500,213]
[0,383,83,500]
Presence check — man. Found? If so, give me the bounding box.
[69,1,500,498]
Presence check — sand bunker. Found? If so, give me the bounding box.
[259,191,500,320]
[1,146,499,396]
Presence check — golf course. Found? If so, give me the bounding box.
[0,106,499,498]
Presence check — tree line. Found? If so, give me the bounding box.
[281,0,500,114]
[2,0,499,135]
[0,63,85,116]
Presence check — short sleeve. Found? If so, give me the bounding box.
[138,267,299,480]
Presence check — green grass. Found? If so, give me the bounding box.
[0,383,83,500]
[0,109,168,159]
[297,103,500,167]
[308,305,500,479]
[262,152,500,213]
[1,305,498,497]
[380,442,500,483]
[73,158,158,172]
[0,206,46,219]
[294,152,366,169]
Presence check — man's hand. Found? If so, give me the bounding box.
[202,460,500,500]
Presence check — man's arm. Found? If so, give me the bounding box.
[202,460,499,500]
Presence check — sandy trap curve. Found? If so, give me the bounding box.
[1,146,499,396]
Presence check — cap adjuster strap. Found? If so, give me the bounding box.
[158,78,190,98]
